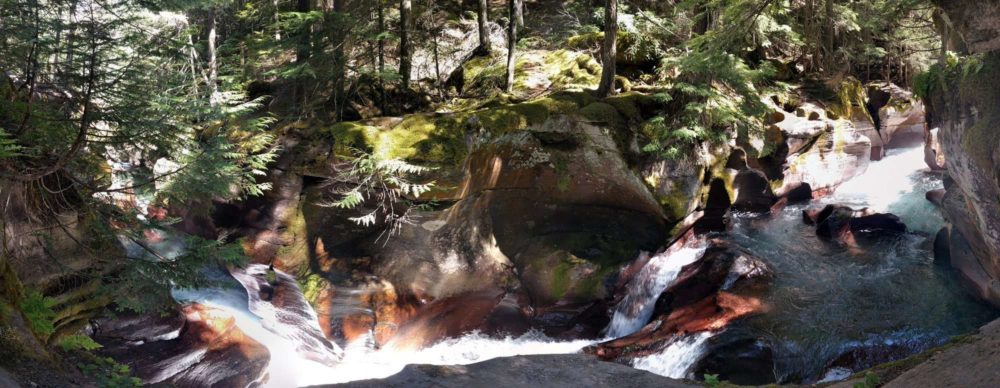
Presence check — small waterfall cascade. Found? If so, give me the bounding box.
[605,242,708,338]
[631,332,714,378]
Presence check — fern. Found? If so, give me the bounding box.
[323,151,435,237]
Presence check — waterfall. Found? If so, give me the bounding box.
[821,146,944,234]
[172,266,597,386]
[631,332,713,379]
[605,241,707,338]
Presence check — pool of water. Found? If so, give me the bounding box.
[709,147,998,382]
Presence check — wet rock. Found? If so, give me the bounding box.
[693,179,732,234]
[785,183,814,204]
[587,240,770,361]
[731,169,777,213]
[850,213,907,234]
[924,127,946,170]
[926,189,946,206]
[940,180,1000,308]
[643,141,730,226]
[761,96,871,196]
[381,289,505,351]
[881,318,1000,387]
[815,205,855,239]
[918,37,1000,307]
[934,227,951,265]
[97,304,269,387]
[326,354,698,388]
[693,331,776,385]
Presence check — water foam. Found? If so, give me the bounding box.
[606,242,707,338]
[631,332,713,379]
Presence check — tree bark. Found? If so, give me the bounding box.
[505,0,517,92]
[296,0,310,64]
[596,0,617,98]
[514,0,524,31]
[399,0,412,89]
[331,0,347,120]
[207,8,220,106]
[824,0,835,71]
[477,0,492,54]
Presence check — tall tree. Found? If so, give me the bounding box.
[596,0,618,97]
[513,0,524,31]
[399,0,412,88]
[477,0,492,54]
[505,0,518,92]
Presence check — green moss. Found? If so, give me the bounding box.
[298,273,330,308]
[580,102,626,130]
[324,122,379,156]
[657,181,692,224]
[604,92,659,123]
[276,204,310,273]
[550,260,573,299]
[829,77,871,123]
[839,333,982,387]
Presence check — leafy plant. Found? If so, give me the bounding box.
[326,151,434,237]
[78,357,141,388]
[20,291,56,339]
[703,373,721,388]
[58,334,103,352]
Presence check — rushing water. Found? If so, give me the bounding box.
[606,243,708,338]
[154,147,996,386]
[714,147,998,382]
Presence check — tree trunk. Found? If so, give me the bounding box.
[207,8,220,106]
[332,0,347,120]
[596,0,617,98]
[378,0,386,111]
[296,0,311,64]
[824,0,835,71]
[514,0,524,31]
[693,0,709,35]
[477,0,491,54]
[505,0,517,92]
[273,0,281,41]
[399,0,412,89]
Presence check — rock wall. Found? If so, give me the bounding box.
[925,0,1000,308]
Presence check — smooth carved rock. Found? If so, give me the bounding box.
[587,240,771,361]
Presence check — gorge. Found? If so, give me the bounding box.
[2,0,1000,387]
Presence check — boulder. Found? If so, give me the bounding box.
[731,169,777,213]
[925,189,946,206]
[809,205,907,240]
[815,205,855,239]
[762,97,872,196]
[693,330,776,385]
[850,213,907,234]
[693,179,732,234]
[924,127,946,170]
[785,183,814,204]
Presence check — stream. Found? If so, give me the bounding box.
[157,146,996,386]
